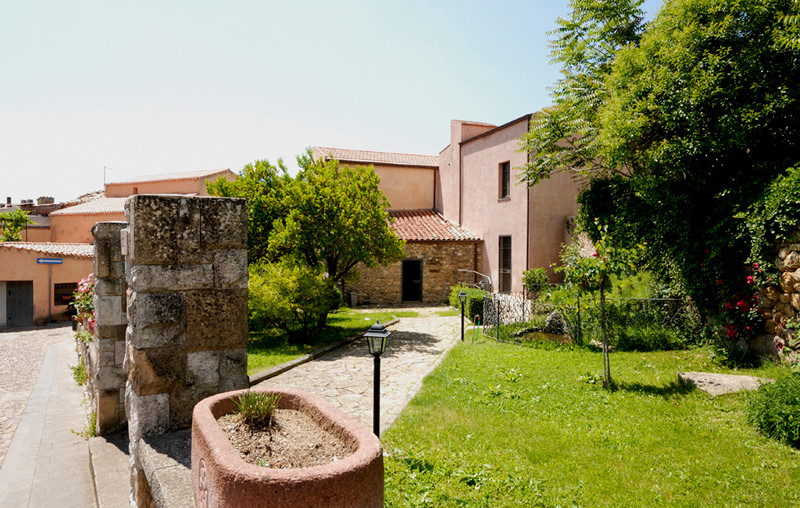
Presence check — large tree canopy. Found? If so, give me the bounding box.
[269,151,405,284]
[526,0,800,322]
[207,159,291,263]
[590,0,800,311]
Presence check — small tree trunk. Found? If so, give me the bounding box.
[600,286,611,386]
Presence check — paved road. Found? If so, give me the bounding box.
[256,306,462,434]
[0,323,75,469]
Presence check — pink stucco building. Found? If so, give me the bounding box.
[316,112,581,303]
[1,168,237,326]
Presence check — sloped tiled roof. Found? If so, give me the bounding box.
[50,197,127,216]
[316,147,438,168]
[108,168,231,185]
[389,210,480,242]
[0,242,94,258]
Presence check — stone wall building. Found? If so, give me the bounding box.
[347,210,482,305]
[757,233,800,360]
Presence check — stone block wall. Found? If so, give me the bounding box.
[122,195,249,507]
[757,234,800,362]
[90,221,129,434]
[348,240,482,305]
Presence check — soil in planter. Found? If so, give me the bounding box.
[217,409,355,468]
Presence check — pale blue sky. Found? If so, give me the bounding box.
[1,0,661,202]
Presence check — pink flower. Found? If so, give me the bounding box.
[726,326,737,338]
[717,279,723,285]
[592,252,599,257]
[736,300,750,312]
[746,275,754,285]
[745,326,752,332]
[753,262,759,270]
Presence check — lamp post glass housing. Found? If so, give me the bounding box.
[364,321,390,437]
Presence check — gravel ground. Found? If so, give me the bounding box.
[0,323,75,469]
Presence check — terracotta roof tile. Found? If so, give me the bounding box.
[389,210,480,241]
[0,242,94,258]
[316,147,438,168]
[50,197,127,216]
[108,168,232,185]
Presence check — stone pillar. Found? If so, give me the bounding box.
[122,195,249,507]
[92,221,129,434]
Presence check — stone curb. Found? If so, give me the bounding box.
[248,317,400,386]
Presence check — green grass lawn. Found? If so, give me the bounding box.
[247,308,419,375]
[384,340,799,507]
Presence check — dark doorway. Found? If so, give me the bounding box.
[7,281,34,327]
[402,260,422,302]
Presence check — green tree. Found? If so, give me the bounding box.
[520,0,646,184]
[590,0,800,317]
[0,209,34,241]
[207,159,291,263]
[269,151,405,325]
[558,220,643,386]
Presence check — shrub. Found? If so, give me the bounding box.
[234,390,282,427]
[522,268,549,298]
[748,372,800,448]
[449,285,488,324]
[248,261,334,339]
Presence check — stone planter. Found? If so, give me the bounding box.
[191,387,384,508]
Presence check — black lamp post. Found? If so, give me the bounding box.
[458,290,467,341]
[364,321,390,437]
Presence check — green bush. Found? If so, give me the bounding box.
[248,261,334,339]
[614,324,686,352]
[522,268,549,298]
[234,390,282,427]
[449,285,488,324]
[748,372,800,448]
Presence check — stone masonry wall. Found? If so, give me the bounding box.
[90,221,129,434]
[757,233,800,362]
[122,195,249,507]
[348,241,482,305]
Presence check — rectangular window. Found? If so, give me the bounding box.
[54,282,77,307]
[499,162,510,199]
[499,236,511,293]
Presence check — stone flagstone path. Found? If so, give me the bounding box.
[255,306,462,434]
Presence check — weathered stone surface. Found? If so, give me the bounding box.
[678,371,774,396]
[96,324,127,340]
[96,365,127,390]
[115,339,126,365]
[126,195,181,265]
[185,290,247,352]
[128,264,213,293]
[781,272,797,294]
[176,248,213,266]
[176,197,202,251]
[95,294,127,326]
[199,197,247,249]
[95,278,123,297]
[97,389,123,433]
[93,221,128,241]
[780,251,800,269]
[169,387,215,430]
[187,350,220,390]
[98,337,115,352]
[125,344,187,396]
[793,293,800,312]
[126,384,170,456]
[213,249,248,289]
[219,348,249,392]
[127,292,185,349]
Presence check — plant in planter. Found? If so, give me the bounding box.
[192,387,383,508]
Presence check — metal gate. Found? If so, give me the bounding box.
[6,281,34,327]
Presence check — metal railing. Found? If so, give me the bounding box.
[481,293,695,349]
